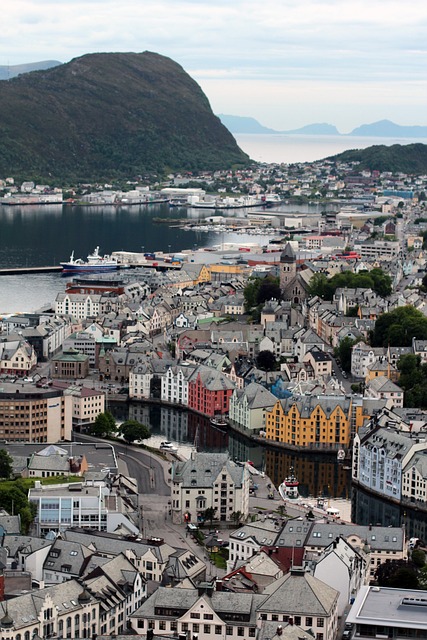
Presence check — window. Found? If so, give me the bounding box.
[182,623,189,632]
[216,626,222,634]
[294,616,301,626]
[204,625,211,634]
[191,613,200,619]
[249,630,256,638]
[159,621,166,631]
[193,624,200,633]
[306,617,312,626]
[226,626,233,636]
[317,618,324,628]
[237,628,244,637]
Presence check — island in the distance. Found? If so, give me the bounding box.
[218,114,427,138]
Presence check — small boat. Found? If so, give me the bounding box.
[337,449,345,462]
[160,441,178,453]
[278,467,299,501]
[60,246,119,272]
[210,416,228,429]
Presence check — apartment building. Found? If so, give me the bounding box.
[171,452,250,524]
[265,395,353,450]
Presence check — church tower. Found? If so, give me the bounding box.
[280,242,297,292]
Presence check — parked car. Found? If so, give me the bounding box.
[342,631,352,640]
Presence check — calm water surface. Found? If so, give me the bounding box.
[235,133,427,164]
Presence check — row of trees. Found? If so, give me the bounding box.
[89,412,151,444]
[308,268,393,301]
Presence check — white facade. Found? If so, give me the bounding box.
[161,366,191,406]
[351,342,384,378]
[311,537,368,617]
[171,452,250,525]
[55,293,101,319]
[129,364,153,399]
[353,427,427,502]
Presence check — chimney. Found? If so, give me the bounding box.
[288,617,294,626]
[276,626,283,636]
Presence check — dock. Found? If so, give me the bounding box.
[0,266,63,276]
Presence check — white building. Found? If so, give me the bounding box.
[353,426,427,502]
[29,480,138,536]
[129,363,153,399]
[347,586,427,640]
[131,570,339,640]
[227,520,279,572]
[161,364,195,406]
[171,452,250,525]
[310,536,368,617]
[351,341,385,378]
[229,382,277,432]
[55,293,102,319]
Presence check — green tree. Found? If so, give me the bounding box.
[0,449,13,479]
[418,565,427,589]
[375,560,419,588]
[257,350,277,371]
[372,306,427,347]
[334,337,357,373]
[89,411,117,438]
[411,549,426,568]
[120,420,151,444]
[256,277,281,305]
[203,507,217,527]
[231,511,244,526]
[243,278,262,311]
[307,273,334,300]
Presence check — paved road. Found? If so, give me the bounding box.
[73,431,171,495]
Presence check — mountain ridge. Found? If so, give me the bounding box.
[0,52,249,180]
[327,143,427,173]
[219,114,427,138]
[0,60,62,80]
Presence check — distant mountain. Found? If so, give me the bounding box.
[0,52,248,180]
[218,114,278,134]
[349,119,427,138]
[328,143,427,173]
[0,60,62,80]
[220,114,427,139]
[282,123,340,135]
[219,114,339,135]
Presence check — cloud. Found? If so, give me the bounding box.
[1,0,426,129]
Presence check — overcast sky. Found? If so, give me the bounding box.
[2,0,426,132]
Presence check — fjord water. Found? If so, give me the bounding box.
[235,133,427,163]
[0,200,329,313]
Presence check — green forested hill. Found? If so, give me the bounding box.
[328,143,427,173]
[0,52,249,180]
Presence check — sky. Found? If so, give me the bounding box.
[1,0,427,132]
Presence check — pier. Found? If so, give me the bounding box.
[0,265,63,276]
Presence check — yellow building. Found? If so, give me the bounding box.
[208,264,250,282]
[365,360,399,383]
[265,395,353,449]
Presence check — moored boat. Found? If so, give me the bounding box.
[210,416,228,430]
[60,246,119,272]
[278,467,299,500]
